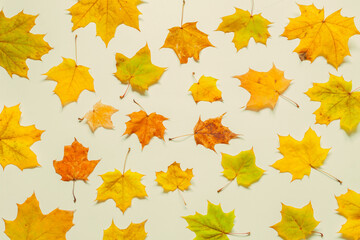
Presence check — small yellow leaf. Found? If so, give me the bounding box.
[103,220,147,240]
[282,4,360,69]
[162,22,214,64]
[45,58,95,106]
[0,105,44,170]
[96,169,147,213]
[217,8,271,51]
[271,202,319,240]
[156,162,193,192]
[189,76,222,103]
[271,128,330,181]
[4,193,74,240]
[0,11,52,78]
[83,101,118,132]
[221,149,264,188]
[114,45,166,93]
[306,74,360,134]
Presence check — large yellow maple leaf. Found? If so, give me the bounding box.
[336,189,360,240]
[234,65,291,111]
[306,74,360,134]
[114,45,166,93]
[217,8,271,51]
[0,105,44,170]
[282,4,360,69]
[0,11,51,78]
[44,58,95,106]
[156,162,193,192]
[103,220,147,240]
[271,202,320,240]
[162,22,214,64]
[69,0,142,46]
[96,169,147,213]
[3,193,74,240]
[272,128,330,181]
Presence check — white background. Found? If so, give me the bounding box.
[0,0,360,239]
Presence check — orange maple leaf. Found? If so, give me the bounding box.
[53,138,100,181]
[81,101,118,132]
[123,110,168,149]
[194,114,238,151]
[162,22,214,64]
[234,65,292,111]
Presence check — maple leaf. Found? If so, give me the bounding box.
[189,75,222,103]
[123,110,168,149]
[162,22,214,64]
[193,113,238,151]
[81,101,118,132]
[271,202,320,240]
[234,64,291,111]
[96,169,147,213]
[156,162,193,192]
[3,193,74,240]
[183,201,246,240]
[69,0,142,46]
[282,4,360,69]
[103,220,147,240]
[221,148,264,188]
[271,128,330,181]
[0,11,51,78]
[0,105,44,170]
[44,57,95,106]
[306,74,360,134]
[114,45,166,93]
[336,189,360,240]
[53,138,100,181]
[217,8,271,51]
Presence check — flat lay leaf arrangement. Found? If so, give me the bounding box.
[1,0,360,239]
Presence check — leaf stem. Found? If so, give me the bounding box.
[312,231,324,237]
[177,189,187,206]
[78,117,84,122]
[169,133,194,141]
[311,166,342,184]
[123,148,131,174]
[120,83,130,99]
[217,179,234,193]
[250,0,254,15]
[280,94,300,108]
[72,180,76,203]
[181,0,185,27]
[133,99,147,112]
[352,86,360,92]
[228,231,250,236]
[192,72,198,82]
[75,35,78,64]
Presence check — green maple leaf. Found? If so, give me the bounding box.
[183,201,235,240]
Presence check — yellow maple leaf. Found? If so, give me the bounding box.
[217,8,271,51]
[271,128,330,181]
[156,162,193,192]
[221,149,264,188]
[0,11,51,78]
[81,101,118,132]
[162,22,214,64]
[271,202,320,240]
[0,105,44,170]
[69,0,142,46]
[114,45,166,93]
[44,57,95,106]
[282,4,360,69]
[189,76,222,103]
[234,64,291,111]
[336,189,360,240]
[96,169,147,213]
[3,193,74,240]
[306,74,360,134]
[103,220,147,240]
